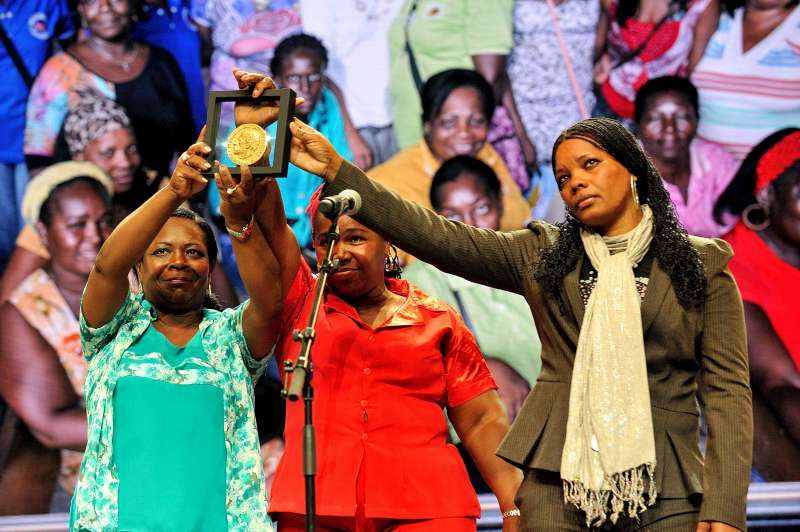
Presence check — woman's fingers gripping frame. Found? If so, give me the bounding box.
[233,68,305,106]
[179,125,213,171]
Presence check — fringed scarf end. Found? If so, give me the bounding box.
[563,462,658,528]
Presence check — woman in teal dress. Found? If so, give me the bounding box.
[71,128,282,532]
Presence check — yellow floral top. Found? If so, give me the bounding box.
[70,291,271,532]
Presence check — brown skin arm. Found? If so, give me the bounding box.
[233,70,303,294]
[214,166,283,359]
[0,303,87,451]
[472,54,537,173]
[0,246,47,304]
[253,179,301,306]
[84,129,211,328]
[687,0,721,73]
[450,390,522,532]
[744,302,800,445]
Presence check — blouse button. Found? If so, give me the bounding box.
[360,399,368,407]
[361,433,369,440]
[363,367,372,376]
[368,335,376,342]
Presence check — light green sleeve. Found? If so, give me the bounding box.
[465,0,513,56]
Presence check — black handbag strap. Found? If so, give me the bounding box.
[0,21,34,88]
[404,0,425,95]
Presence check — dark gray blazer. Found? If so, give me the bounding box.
[327,161,753,530]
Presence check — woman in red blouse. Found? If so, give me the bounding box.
[249,173,522,530]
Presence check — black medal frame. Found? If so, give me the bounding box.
[201,88,296,179]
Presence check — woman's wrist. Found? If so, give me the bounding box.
[225,214,256,241]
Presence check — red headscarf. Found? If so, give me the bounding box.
[755,131,800,193]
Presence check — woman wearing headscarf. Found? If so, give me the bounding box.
[24,0,195,178]
[0,162,114,514]
[3,94,158,304]
[715,128,800,481]
[269,100,751,529]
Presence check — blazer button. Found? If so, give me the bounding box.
[363,367,372,376]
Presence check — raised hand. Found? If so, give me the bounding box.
[288,118,344,183]
[233,68,305,127]
[169,126,211,200]
[215,162,269,228]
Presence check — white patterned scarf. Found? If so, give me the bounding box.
[561,205,657,527]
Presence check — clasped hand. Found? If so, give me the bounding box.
[233,68,305,127]
[168,124,267,228]
[215,163,270,228]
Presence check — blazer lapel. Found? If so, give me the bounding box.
[641,257,670,335]
[564,254,585,329]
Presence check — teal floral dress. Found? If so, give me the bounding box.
[70,291,272,531]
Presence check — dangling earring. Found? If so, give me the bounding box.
[630,175,640,207]
[384,245,402,278]
[742,203,770,231]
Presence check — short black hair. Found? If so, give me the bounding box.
[430,155,501,211]
[270,33,328,76]
[421,69,495,124]
[39,176,111,226]
[634,75,699,124]
[714,127,800,223]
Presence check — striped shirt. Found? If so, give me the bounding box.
[691,6,800,161]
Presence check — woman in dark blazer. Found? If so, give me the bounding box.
[239,74,751,531]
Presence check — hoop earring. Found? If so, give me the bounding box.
[630,175,640,207]
[742,203,770,231]
[384,245,402,278]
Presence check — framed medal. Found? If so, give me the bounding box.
[202,88,296,179]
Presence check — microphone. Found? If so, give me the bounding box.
[317,189,361,219]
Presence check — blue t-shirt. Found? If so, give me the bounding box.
[0,0,73,163]
[131,0,206,132]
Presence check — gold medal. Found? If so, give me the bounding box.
[226,124,270,166]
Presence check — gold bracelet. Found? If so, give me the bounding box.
[501,508,521,519]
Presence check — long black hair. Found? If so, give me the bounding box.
[714,128,800,224]
[536,118,706,311]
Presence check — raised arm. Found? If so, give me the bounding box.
[253,179,302,305]
[232,69,303,299]
[214,165,283,359]
[287,119,543,294]
[83,129,211,327]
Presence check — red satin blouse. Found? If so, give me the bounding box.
[268,261,496,519]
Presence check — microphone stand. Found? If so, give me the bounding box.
[282,215,342,532]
